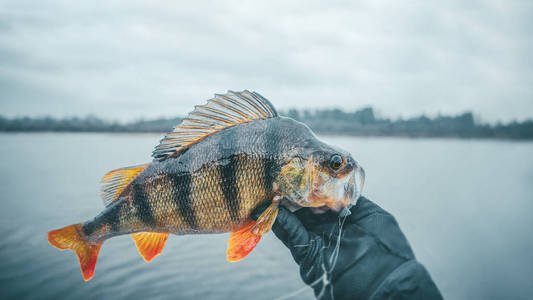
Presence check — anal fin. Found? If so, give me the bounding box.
[227,221,262,262]
[131,232,169,262]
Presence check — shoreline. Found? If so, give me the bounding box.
[2,130,532,142]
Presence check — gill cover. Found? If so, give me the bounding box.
[277,156,314,206]
[277,151,365,211]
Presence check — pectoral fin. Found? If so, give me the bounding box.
[227,221,261,262]
[226,201,280,262]
[251,201,280,235]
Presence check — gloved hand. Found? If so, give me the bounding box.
[252,196,442,300]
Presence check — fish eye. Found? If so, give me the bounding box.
[329,154,343,170]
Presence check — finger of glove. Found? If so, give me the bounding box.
[252,205,313,252]
[294,208,339,229]
[350,196,415,260]
[349,196,389,223]
[271,207,315,261]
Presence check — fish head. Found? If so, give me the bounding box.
[277,143,365,213]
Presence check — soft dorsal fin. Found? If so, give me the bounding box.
[131,232,169,262]
[153,90,278,160]
[101,164,149,207]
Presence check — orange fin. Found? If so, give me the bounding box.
[131,232,169,262]
[251,201,280,235]
[101,163,149,207]
[227,221,262,262]
[47,223,103,281]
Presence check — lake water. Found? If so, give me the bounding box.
[0,133,532,299]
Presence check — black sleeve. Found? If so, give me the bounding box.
[368,260,443,300]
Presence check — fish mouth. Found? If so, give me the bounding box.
[323,165,365,213]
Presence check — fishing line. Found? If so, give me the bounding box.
[316,212,348,299]
[328,206,351,271]
[274,206,351,300]
[274,266,328,300]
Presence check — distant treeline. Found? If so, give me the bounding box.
[0,115,182,133]
[282,108,533,139]
[1,107,532,140]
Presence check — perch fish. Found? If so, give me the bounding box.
[47,90,365,281]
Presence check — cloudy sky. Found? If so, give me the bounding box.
[1,0,532,123]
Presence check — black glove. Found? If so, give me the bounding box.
[252,196,442,300]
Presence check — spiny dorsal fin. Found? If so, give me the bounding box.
[131,232,169,262]
[101,164,149,207]
[153,90,278,160]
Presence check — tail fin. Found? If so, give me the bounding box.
[47,223,103,281]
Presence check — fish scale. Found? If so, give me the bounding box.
[125,151,277,235]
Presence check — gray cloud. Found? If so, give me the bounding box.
[0,0,532,122]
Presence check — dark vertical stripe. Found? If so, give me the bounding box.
[220,156,240,221]
[218,129,240,222]
[82,200,121,236]
[107,202,122,232]
[133,183,156,226]
[263,120,279,193]
[171,173,197,229]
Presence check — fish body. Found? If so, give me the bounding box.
[85,117,319,239]
[47,91,365,281]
